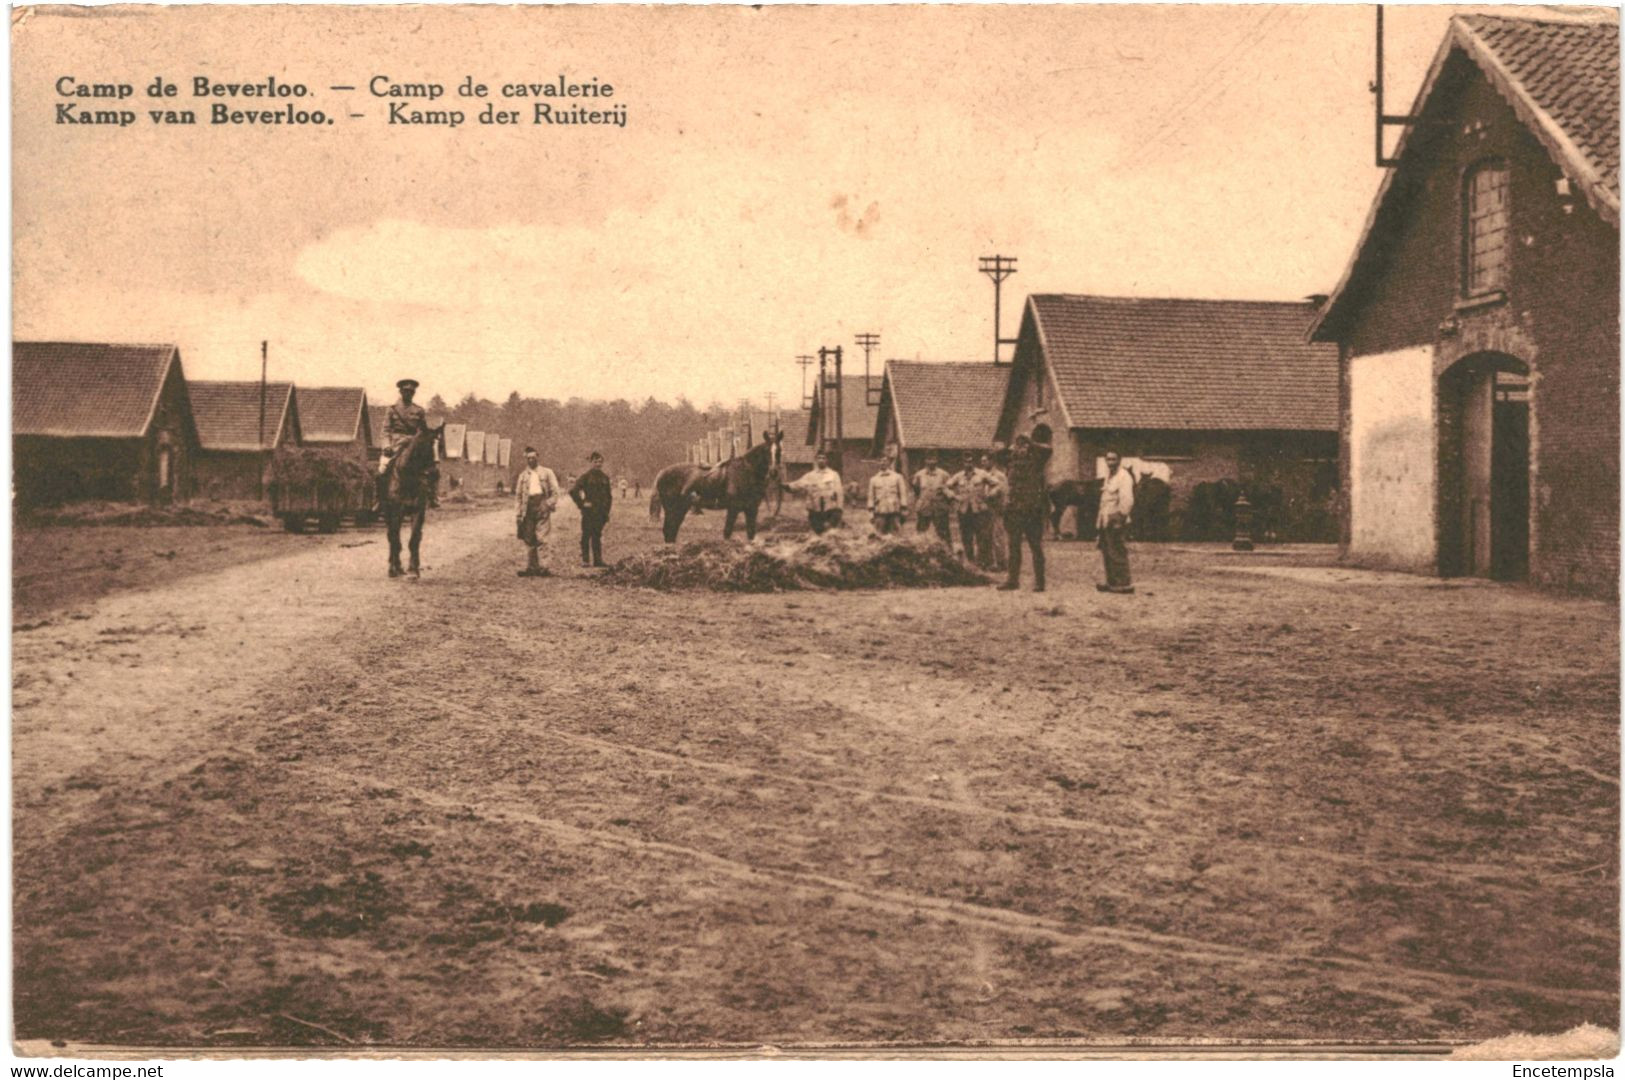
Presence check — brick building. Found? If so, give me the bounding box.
[1311,12,1618,595]
[190,380,300,501]
[871,360,1010,476]
[994,295,1340,539]
[13,342,200,507]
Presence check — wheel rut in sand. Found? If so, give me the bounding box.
[304,761,1616,1010]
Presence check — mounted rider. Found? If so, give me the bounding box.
[379,379,440,507]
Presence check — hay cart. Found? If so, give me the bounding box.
[269,448,378,533]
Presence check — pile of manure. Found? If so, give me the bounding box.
[599,531,990,592]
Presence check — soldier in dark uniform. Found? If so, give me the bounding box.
[569,451,614,568]
[998,418,1054,593]
[381,379,440,507]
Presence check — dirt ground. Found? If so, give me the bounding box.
[12,498,1619,1050]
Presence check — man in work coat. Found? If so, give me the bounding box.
[515,446,560,578]
[911,453,953,545]
[1096,449,1136,594]
[867,459,910,535]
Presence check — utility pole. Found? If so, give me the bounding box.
[796,354,816,409]
[979,254,1020,365]
[764,391,778,435]
[855,332,881,405]
[258,340,268,447]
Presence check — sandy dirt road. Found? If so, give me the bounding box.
[13,503,1619,1049]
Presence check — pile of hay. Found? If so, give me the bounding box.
[270,447,372,489]
[600,532,990,592]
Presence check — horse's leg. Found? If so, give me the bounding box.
[386,504,403,575]
[744,504,758,540]
[408,501,425,574]
[724,507,739,539]
[664,501,686,543]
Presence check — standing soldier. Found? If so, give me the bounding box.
[867,458,909,535]
[379,379,440,507]
[911,452,952,545]
[788,451,844,534]
[570,451,614,568]
[946,454,991,567]
[1096,449,1136,594]
[514,446,560,578]
[999,424,1053,592]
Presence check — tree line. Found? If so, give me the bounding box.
[429,392,738,483]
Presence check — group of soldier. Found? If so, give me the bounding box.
[785,423,1135,595]
[378,380,1134,592]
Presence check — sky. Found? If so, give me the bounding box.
[10,3,1593,411]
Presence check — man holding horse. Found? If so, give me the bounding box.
[515,447,561,578]
[788,451,843,534]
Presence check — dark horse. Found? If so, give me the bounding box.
[650,430,783,543]
[379,422,443,578]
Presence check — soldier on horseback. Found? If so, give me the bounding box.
[380,379,440,507]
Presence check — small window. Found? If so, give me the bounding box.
[1465,160,1510,296]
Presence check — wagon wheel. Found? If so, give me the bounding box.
[762,469,784,523]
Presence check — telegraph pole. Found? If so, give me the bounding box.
[796,354,816,409]
[979,254,1019,365]
[855,332,881,405]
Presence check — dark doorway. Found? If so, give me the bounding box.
[1439,354,1529,580]
[1490,377,1529,580]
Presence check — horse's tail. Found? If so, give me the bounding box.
[649,491,663,521]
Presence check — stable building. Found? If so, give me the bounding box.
[190,380,300,501]
[871,360,1010,475]
[296,386,373,462]
[1311,12,1619,595]
[994,294,1340,540]
[13,341,201,507]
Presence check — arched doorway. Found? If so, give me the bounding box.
[1438,352,1529,580]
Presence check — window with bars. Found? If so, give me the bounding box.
[1464,160,1510,296]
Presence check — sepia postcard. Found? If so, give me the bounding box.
[8,1,1621,1064]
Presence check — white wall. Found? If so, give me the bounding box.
[1348,346,1436,570]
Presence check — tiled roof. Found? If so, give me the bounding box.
[190,381,295,451]
[1026,295,1338,431]
[442,423,467,459]
[367,404,390,449]
[883,361,1010,449]
[1314,11,1619,341]
[1462,13,1619,215]
[807,375,884,445]
[297,386,368,444]
[14,342,181,438]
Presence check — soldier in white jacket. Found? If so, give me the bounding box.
[789,452,844,534]
[867,460,910,535]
